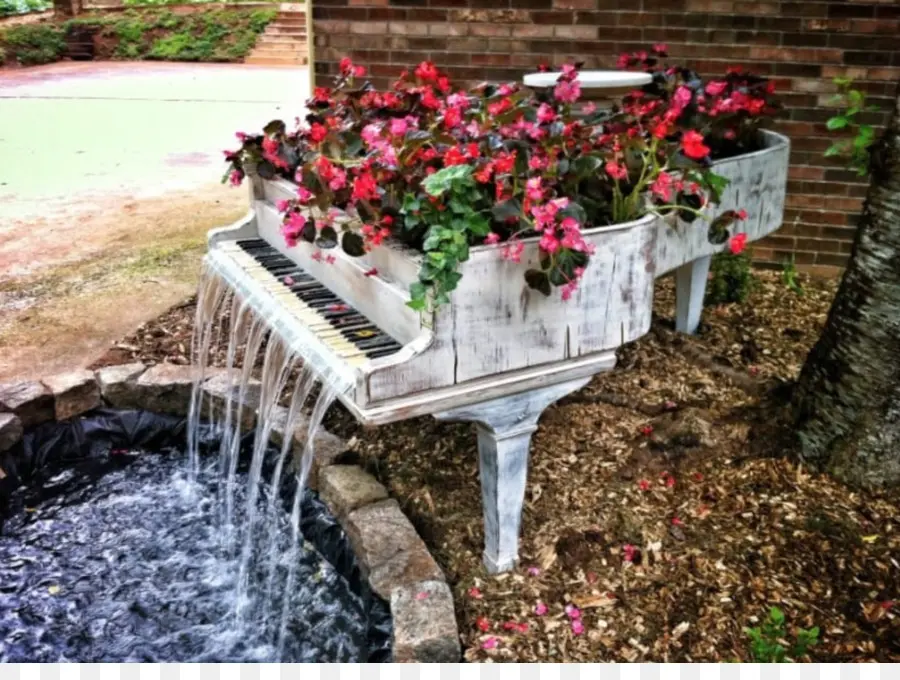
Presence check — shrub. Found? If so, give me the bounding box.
[0,24,66,65]
[705,249,755,306]
[0,0,50,17]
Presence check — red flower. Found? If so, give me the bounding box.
[729,232,748,255]
[468,586,483,599]
[640,425,654,436]
[476,616,490,632]
[638,479,651,491]
[681,130,711,160]
[623,544,637,562]
[671,516,684,527]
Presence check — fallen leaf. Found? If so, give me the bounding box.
[572,593,617,610]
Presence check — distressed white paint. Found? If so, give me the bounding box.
[657,130,790,276]
[436,377,593,572]
[674,254,712,334]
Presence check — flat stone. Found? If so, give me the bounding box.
[200,370,261,431]
[0,381,55,429]
[391,580,460,663]
[133,363,196,416]
[42,370,101,421]
[0,413,23,453]
[319,465,387,519]
[96,363,147,408]
[344,499,444,600]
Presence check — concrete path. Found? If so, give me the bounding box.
[0,62,309,380]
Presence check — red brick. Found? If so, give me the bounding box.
[470,23,512,36]
[511,24,556,38]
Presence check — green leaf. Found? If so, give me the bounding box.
[468,214,492,237]
[826,116,849,131]
[341,230,365,256]
[492,198,523,222]
[524,269,551,296]
[423,164,473,197]
[559,201,587,225]
[571,155,602,179]
[769,607,785,625]
[824,144,843,157]
[263,119,286,136]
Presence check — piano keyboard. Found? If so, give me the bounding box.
[214,238,404,364]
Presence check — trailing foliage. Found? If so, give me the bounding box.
[0,7,274,66]
[225,55,770,309]
[744,607,819,662]
[705,248,755,306]
[825,77,880,177]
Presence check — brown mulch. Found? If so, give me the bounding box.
[90,271,900,662]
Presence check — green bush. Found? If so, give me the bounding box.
[0,24,66,65]
[1,0,50,18]
[705,250,756,306]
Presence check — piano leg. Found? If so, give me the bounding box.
[435,377,592,573]
[674,254,712,335]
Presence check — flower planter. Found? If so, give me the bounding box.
[252,177,660,404]
[657,129,790,333]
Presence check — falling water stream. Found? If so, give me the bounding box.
[0,264,382,662]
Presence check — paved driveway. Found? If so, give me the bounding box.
[0,62,309,380]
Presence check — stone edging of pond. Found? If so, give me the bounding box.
[0,363,461,663]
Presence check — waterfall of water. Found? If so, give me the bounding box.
[186,264,350,658]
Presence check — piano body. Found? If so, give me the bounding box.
[207,173,659,572]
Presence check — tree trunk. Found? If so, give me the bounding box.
[53,0,80,18]
[792,83,900,489]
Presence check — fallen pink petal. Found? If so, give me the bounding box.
[534,601,548,616]
[481,637,499,650]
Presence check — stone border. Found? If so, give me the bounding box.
[0,363,460,663]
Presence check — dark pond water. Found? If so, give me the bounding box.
[0,450,377,663]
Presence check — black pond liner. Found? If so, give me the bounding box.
[0,408,392,663]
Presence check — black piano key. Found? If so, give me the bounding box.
[354,336,399,351]
[366,346,402,359]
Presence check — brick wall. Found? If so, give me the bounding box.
[312,0,900,271]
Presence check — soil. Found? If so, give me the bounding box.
[0,183,246,382]
[92,270,900,662]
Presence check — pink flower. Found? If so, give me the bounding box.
[652,43,668,54]
[361,123,382,146]
[482,637,499,650]
[501,240,524,264]
[705,80,728,97]
[526,177,544,202]
[651,172,674,202]
[275,199,291,213]
[582,102,597,115]
[484,232,501,245]
[527,566,541,577]
[554,79,581,104]
[539,232,560,254]
[468,587,483,599]
[364,267,378,277]
[673,86,693,109]
[228,170,243,187]
[623,544,637,562]
[729,232,748,255]
[390,117,409,136]
[537,102,556,123]
[325,254,336,264]
[641,425,653,436]
[638,479,651,491]
[534,601,548,616]
[605,161,628,181]
[682,130,711,161]
[571,619,585,636]
[565,604,581,620]
[672,516,684,527]
[283,276,294,286]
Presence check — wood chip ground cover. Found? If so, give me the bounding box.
[92,271,900,662]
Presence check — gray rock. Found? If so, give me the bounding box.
[391,580,460,663]
[0,413,23,454]
[319,465,387,519]
[344,499,444,600]
[43,370,101,421]
[200,370,260,431]
[263,404,346,490]
[96,363,146,408]
[133,363,196,416]
[0,381,55,428]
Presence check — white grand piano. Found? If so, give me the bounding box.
[204,71,788,573]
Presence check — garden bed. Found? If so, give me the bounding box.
[92,270,900,662]
[0,5,275,66]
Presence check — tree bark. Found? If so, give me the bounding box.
[53,0,80,18]
[792,83,900,489]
